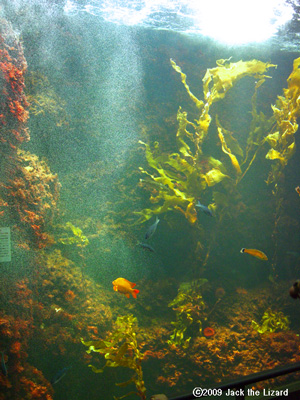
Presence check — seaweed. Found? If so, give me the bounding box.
[136,58,277,225]
[136,56,300,273]
[251,309,290,334]
[167,280,207,348]
[58,222,89,247]
[26,71,69,127]
[58,222,89,293]
[82,315,146,400]
[265,57,300,185]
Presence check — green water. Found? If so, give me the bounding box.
[0,1,300,400]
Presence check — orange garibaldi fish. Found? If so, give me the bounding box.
[240,248,268,261]
[112,278,139,299]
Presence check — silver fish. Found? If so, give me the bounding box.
[145,216,160,240]
[137,242,155,252]
[51,365,72,385]
[195,201,213,217]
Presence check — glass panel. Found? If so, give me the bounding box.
[1,1,300,399]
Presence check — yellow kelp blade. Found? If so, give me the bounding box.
[170,59,204,110]
[265,149,286,165]
[203,59,276,103]
[216,116,243,157]
[175,107,198,160]
[227,152,242,175]
[134,189,195,224]
[204,168,230,186]
[176,108,193,159]
[286,57,300,105]
[281,120,298,143]
[284,140,296,159]
[265,131,280,148]
[174,202,197,224]
[266,58,300,184]
[218,127,242,175]
[197,103,211,134]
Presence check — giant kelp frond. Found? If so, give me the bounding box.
[137,58,276,225]
[203,58,276,103]
[135,140,202,224]
[218,127,242,176]
[135,139,227,224]
[81,315,146,400]
[170,59,204,110]
[265,57,300,185]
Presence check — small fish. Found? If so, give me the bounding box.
[1,351,7,376]
[112,278,139,299]
[51,365,72,385]
[145,216,160,240]
[137,242,155,252]
[295,186,300,196]
[289,280,300,299]
[195,201,213,217]
[240,248,268,260]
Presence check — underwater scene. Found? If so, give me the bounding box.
[1,0,300,399]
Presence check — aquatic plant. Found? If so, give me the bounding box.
[251,309,290,334]
[58,222,89,247]
[82,314,146,400]
[263,57,300,277]
[26,71,68,127]
[58,222,90,292]
[136,56,300,274]
[167,280,207,348]
[5,149,60,248]
[265,57,300,185]
[136,58,276,224]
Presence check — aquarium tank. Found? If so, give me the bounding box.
[1,0,300,399]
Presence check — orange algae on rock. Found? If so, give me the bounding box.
[0,18,60,249]
[0,18,30,148]
[145,285,300,390]
[0,284,54,400]
[6,149,60,248]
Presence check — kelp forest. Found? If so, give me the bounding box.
[1,2,300,400]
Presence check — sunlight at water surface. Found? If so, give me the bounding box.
[63,0,294,45]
